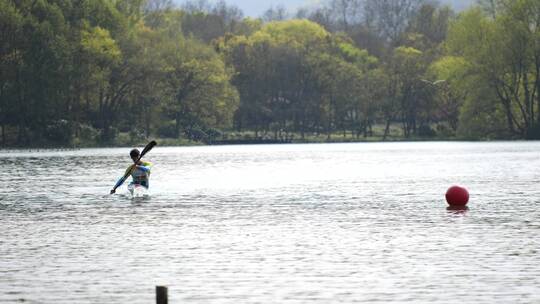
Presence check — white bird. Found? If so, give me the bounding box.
[433,79,447,85]
[420,79,447,85]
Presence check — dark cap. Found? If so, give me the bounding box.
[130,148,140,158]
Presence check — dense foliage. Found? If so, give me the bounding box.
[1,0,539,146]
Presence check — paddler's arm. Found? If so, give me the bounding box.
[110,177,126,194]
[110,165,135,194]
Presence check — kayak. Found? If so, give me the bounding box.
[128,183,149,198]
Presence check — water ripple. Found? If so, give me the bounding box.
[1,142,539,303]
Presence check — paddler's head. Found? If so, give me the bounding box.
[130,148,140,162]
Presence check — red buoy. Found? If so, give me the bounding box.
[445,186,469,206]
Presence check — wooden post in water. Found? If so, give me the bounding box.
[156,286,168,304]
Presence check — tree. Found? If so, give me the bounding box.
[0,0,23,145]
[328,0,363,32]
[180,0,244,43]
[447,2,540,138]
[364,0,427,45]
[219,19,379,140]
[156,17,239,140]
[428,56,471,134]
[406,3,453,51]
[384,46,431,138]
[262,5,288,22]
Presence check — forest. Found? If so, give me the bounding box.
[1,0,540,147]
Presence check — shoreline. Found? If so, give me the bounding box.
[0,137,533,151]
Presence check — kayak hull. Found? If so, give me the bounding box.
[128,183,149,198]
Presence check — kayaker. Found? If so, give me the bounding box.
[110,148,153,194]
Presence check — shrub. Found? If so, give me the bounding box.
[185,126,207,141]
[129,128,146,144]
[204,128,222,140]
[78,124,99,143]
[418,125,437,138]
[45,120,72,144]
[99,126,118,144]
[157,121,177,138]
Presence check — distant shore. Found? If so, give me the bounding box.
[0,132,521,150]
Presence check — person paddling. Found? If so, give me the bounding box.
[110,148,153,194]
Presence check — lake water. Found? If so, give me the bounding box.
[1,142,539,303]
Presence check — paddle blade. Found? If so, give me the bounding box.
[139,140,157,159]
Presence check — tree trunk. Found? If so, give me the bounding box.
[534,55,540,125]
[326,116,332,140]
[175,112,181,138]
[0,86,3,146]
[401,114,408,138]
[1,123,5,146]
[101,113,114,143]
[98,88,104,131]
[363,120,368,138]
[537,67,540,125]
[523,71,532,134]
[17,123,26,146]
[144,98,151,138]
[383,119,391,141]
[300,113,306,140]
[494,85,517,134]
